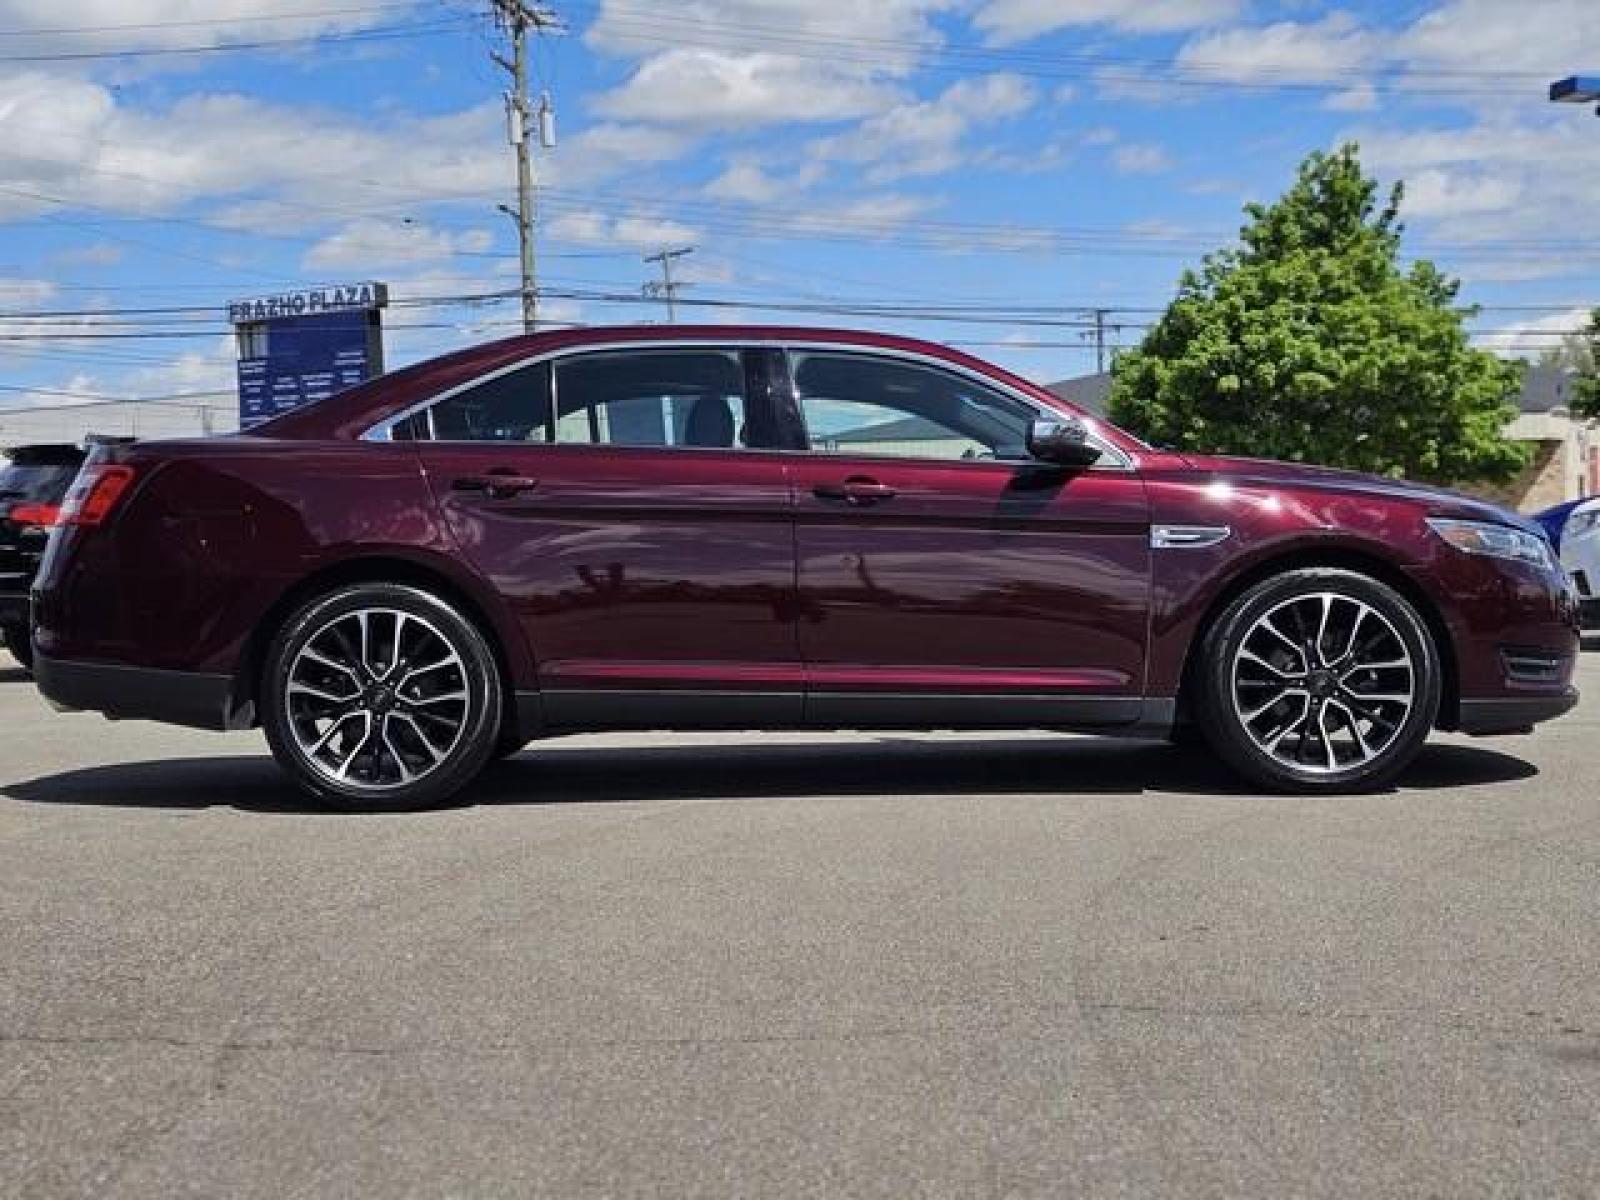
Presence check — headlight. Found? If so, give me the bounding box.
[1427,517,1555,569]
[1566,508,1600,539]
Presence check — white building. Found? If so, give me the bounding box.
[0,395,237,449]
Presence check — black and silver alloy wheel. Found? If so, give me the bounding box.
[1231,592,1415,775]
[1198,568,1441,793]
[286,608,470,789]
[263,583,502,810]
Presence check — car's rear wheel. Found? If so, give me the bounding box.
[3,624,33,673]
[1195,568,1441,793]
[261,583,502,810]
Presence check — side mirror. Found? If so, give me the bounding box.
[1026,416,1102,467]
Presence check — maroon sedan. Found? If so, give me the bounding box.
[30,326,1580,808]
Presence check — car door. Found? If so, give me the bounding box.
[413,345,802,729]
[783,348,1153,728]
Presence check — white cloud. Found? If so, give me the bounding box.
[0,372,100,410]
[0,277,57,308]
[1402,169,1523,219]
[1322,83,1379,113]
[705,162,789,204]
[0,0,415,52]
[53,242,125,268]
[556,123,697,185]
[1357,117,1600,283]
[808,74,1039,183]
[0,73,507,225]
[122,337,237,400]
[976,0,1242,44]
[586,0,951,64]
[593,47,904,131]
[1176,13,1378,85]
[1475,308,1592,361]
[585,1,961,135]
[1399,0,1600,78]
[302,219,496,271]
[0,72,684,240]
[705,160,827,203]
[546,210,701,251]
[1113,142,1173,175]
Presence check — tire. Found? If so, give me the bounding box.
[1165,722,1205,751]
[490,728,530,762]
[1194,568,1442,793]
[260,583,503,811]
[3,624,33,673]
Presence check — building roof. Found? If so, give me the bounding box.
[1517,365,1576,415]
[1044,372,1113,418]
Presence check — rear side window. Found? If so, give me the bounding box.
[553,350,757,449]
[406,363,553,442]
[0,461,80,505]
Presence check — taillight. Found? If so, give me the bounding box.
[7,503,60,528]
[59,465,135,527]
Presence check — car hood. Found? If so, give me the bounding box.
[1178,453,1540,533]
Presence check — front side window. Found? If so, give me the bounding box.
[791,352,1033,462]
[554,350,755,449]
[401,362,552,442]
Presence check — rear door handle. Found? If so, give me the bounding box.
[452,471,540,498]
[813,476,896,506]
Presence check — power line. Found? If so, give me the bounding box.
[0,16,473,63]
[569,0,1557,98]
[0,2,429,38]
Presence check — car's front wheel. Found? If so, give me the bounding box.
[1195,568,1442,793]
[261,583,502,810]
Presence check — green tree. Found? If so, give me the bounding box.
[1109,144,1528,482]
[1565,308,1600,420]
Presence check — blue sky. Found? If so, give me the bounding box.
[0,0,1595,414]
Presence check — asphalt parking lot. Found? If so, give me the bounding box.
[2,646,1598,1198]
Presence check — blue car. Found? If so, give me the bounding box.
[1533,496,1595,553]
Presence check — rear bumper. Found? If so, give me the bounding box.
[34,653,247,731]
[1457,690,1580,736]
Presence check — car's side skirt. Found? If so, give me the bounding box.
[531,689,1174,736]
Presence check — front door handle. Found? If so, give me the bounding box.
[813,476,897,506]
[452,471,540,498]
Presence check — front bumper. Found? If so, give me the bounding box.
[1457,690,1580,736]
[34,653,247,731]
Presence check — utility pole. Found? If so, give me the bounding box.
[1081,308,1127,374]
[643,247,694,323]
[491,1,559,334]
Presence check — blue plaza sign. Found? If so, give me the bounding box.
[228,282,388,429]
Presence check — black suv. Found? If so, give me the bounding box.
[1,444,85,672]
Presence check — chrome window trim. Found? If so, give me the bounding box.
[361,338,1135,471]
